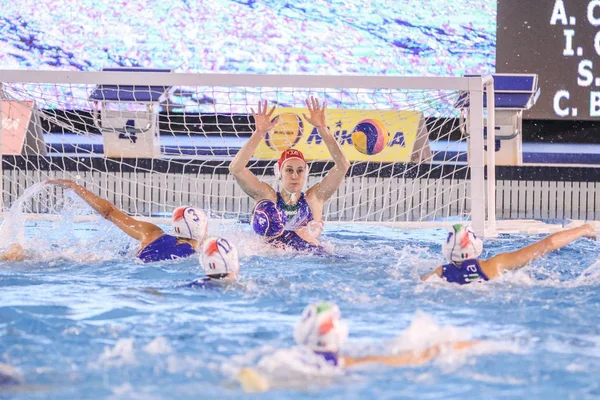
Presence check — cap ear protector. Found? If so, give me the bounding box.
[441,224,483,262]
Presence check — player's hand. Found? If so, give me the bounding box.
[302,96,327,130]
[306,220,324,238]
[251,100,276,136]
[581,223,597,240]
[3,243,24,261]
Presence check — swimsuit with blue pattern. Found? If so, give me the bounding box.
[268,231,327,255]
[271,192,325,254]
[276,192,313,230]
[441,259,489,285]
[137,234,195,263]
[313,351,340,367]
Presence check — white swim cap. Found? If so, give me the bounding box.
[172,206,208,242]
[201,237,239,277]
[442,224,483,263]
[293,302,349,353]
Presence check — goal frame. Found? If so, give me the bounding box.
[0,70,496,236]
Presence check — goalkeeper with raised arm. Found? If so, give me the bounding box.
[229,97,350,254]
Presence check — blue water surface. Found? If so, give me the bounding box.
[1,221,599,399]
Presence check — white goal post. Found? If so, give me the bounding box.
[0,70,496,236]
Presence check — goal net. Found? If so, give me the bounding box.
[0,70,495,236]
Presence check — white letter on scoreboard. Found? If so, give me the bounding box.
[563,29,575,55]
[578,60,594,86]
[551,0,568,25]
[588,0,600,26]
[591,91,600,117]
[553,90,571,117]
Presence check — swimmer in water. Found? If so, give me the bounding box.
[237,301,477,392]
[185,237,240,288]
[229,97,350,254]
[44,179,209,263]
[422,223,597,284]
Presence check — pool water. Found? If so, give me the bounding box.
[1,220,599,399]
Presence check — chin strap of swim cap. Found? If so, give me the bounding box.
[283,188,298,204]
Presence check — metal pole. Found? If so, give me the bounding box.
[468,78,485,237]
[485,78,497,237]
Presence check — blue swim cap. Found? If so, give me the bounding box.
[251,200,285,237]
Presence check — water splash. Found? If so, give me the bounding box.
[91,338,136,369]
[387,310,472,353]
[142,337,173,355]
[0,182,132,262]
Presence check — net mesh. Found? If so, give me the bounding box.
[0,73,479,226]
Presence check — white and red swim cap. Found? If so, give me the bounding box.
[441,224,483,263]
[277,148,306,172]
[172,206,208,242]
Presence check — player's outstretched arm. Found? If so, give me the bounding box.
[46,179,163,243]
[481,224,596,279]
[303,97,350,202]
[341,340,478,368]
[421,266,443,281]
[0,243,25,262]
[229,100,277,201]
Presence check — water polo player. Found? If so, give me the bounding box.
[237,301,478,392]
[185,237,240,288]
[422,223,596,284]
[46,179,209,263]
[229,97,350,253]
